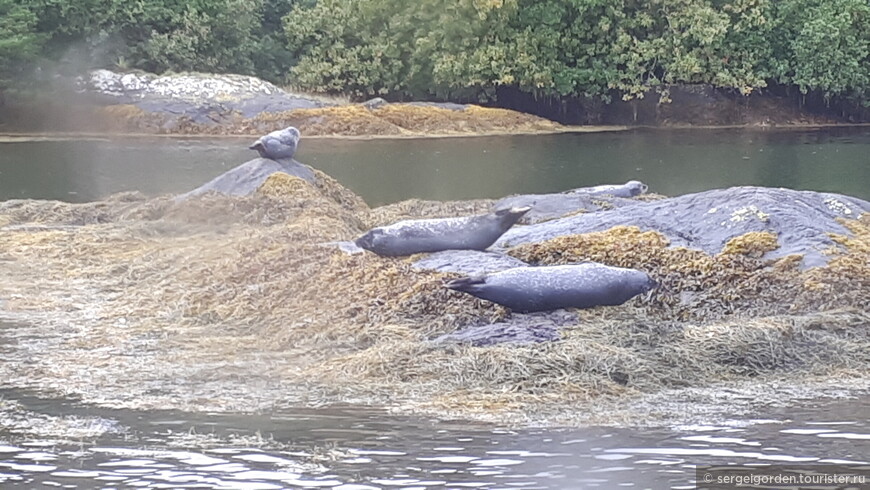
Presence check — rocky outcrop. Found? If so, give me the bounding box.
[80,70,564,136]
[176,158,317,200]
[82,69,327,129]
[412,250,528,275]
[497,187,870,268]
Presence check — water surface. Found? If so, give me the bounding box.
[1,128,869,205]
[1,390,869,489]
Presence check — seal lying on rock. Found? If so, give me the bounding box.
[356,206,531,257]
[567,180,648,198]
[446,263,655,313]
[249,127,301,160]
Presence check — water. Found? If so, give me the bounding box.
[1,128,870,206]
[3,129,870,488]
[2,389,869,489]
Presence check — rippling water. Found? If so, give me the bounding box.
[2,128,870,205]
[3,129,870,488]
[1,390,868,488]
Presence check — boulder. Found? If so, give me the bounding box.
[497,186,870,268]
[83,69,326,127]
[412,250,528,275]
[177,158,316,200]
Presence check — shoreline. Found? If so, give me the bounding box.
[3,122,870,143]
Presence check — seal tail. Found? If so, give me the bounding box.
[495,205,532,218]
[445,276,486,292]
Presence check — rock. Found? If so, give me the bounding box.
[495,192,643,224]
[177,158,317,200]
[497,186,870,268]
[407,101,469,111]
[82,70,327,127]
[494,181,651,224]
[412,250,528,275]
[432,311,574,346]
[361,97,388,110]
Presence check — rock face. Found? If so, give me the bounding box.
[433,312,570,346]
[83,69,326,127]
[494,181,650,224]
[497,186,870,268]
[177,158,316,200]
[412,250,528,275]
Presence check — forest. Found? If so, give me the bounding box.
[1,0,869,107]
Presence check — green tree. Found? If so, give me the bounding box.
[771,0,870,102]
[0,0,42,89]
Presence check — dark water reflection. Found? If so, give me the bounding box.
[1,128,869,206]
[1,390,869,489]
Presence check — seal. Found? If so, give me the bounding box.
[446,263,654,312]
[355,206,531,257]
[567,180,648,198]
[249,127,301,160]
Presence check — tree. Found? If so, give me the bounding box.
[0,0,42,89]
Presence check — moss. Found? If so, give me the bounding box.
[509,225,867,322]
[94,102,564,136]
[256,173,321,200]
[721,231,780,257]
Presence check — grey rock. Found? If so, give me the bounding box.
[495,192,641,224]
[83,70,326,126]
[361,97,388,110]
[407,101,469,111]
[412,250,528,275]
[495,180,649,224]
[433,311,574,346]
[177,158,316,200]
[497,186,870,268]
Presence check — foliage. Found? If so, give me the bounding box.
[1,0,303,84]
[1,0,870,106]
[0,0,43,89]
[283,0,870,104]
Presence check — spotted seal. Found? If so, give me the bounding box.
[446,263,654,312]
[249,126,301,160]
[567,180,648,198]
[355,206,531,257]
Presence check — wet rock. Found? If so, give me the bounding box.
[361,97,388,110]
[495,192,642,224]
[324,241,366,255]
[495,181,650,224]
[83,70,326,126]
[177,158,316,200]
[497,186,870,268]
[412,250,528,275]
[433,311,573,346]
[407,101,468,111]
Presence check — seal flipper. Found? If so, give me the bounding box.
[445,275,486,292]
[249,141,267,158]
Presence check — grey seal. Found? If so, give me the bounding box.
[249,126,301,160]
[567,180,648,198]
[446,263,655,313]
[355,206,531,257]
